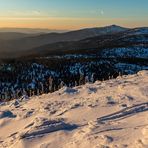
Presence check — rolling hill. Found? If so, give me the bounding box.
[0,25,127,58]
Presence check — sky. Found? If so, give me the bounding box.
[0,0,147,30]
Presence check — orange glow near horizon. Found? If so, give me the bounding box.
[0,0,147,30]
[0,17,147,30]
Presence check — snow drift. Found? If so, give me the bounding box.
[0,70,148,148]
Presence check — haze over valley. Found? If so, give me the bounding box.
[0,0,148,148]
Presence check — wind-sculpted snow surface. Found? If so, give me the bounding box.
[0,70,148,148]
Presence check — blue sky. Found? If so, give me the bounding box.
[0,0,147,29]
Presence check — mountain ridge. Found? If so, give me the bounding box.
[0,25,147,59]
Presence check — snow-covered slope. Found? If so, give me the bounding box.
[0,70,148,148]
[101,47,148,59]
[126,27,148,35]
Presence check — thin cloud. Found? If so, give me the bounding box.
[4,10,43,17]
[100,10,104,15]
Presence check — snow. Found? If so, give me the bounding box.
[0,70,148,148]
[127,28,148,35]
[115,63,148,74]
[101,46,148,58]
[39,54,96,59]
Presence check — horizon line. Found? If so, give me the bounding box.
[0,24,148,31]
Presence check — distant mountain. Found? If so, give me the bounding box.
[0,28,68,34]
[125,27,148,35]
[0,25,128,56]
[0,25,126,41]
[0,32,37,41]
[0,25,147,59]
[27,26,148,57]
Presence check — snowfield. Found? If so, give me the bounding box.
[0,70,148,148]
